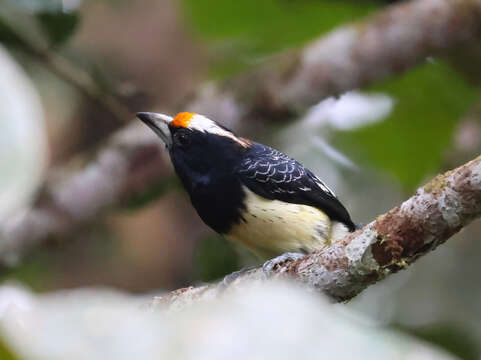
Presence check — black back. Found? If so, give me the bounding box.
[237,142,356,231]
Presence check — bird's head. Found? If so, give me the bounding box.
[137,112,250,184]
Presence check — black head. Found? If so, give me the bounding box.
[136,112,250,192]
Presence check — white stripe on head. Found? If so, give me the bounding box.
[188,114,230,135]
[183,113,249,147]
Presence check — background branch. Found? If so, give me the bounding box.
[152,155,481,310]
[0,126,169,266]
[188,0,481,123]
[1,0,481,266]
[2,13,132,123]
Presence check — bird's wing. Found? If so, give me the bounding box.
[237,144,355,231]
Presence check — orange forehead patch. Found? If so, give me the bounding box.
[171,112,195,128]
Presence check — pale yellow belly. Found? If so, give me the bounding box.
[226,187,348,259]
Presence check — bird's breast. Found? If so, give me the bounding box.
[226,187,340,259]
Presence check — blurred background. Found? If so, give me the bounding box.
[0,0,481,358]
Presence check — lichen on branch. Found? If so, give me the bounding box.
[152,156,481,309]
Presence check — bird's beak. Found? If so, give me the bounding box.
[136,112,173,147]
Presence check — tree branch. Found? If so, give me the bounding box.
[0,125,170,265]
[1,0,481,266]
[189,0,481,122]
[151,155,481,310]
[2,16,133,123]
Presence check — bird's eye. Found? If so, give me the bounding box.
[174,131,191,147]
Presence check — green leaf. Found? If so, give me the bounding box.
[36,11,79,46]
[182,0,380,76]
[333,60,477,191]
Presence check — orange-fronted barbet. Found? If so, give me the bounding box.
[137,112,356,268]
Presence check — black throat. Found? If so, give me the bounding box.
[188,172,246,234]
[169,131,247,234]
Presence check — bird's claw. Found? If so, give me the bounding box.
[262,252,305,275]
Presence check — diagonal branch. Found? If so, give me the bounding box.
[0,125,170,266]
[190,0,481,122]
[152,155,481,310]
[0,12,133,123]
[1,0,481,266]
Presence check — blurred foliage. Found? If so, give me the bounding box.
[334,60,478,191]
[0,18,26,48]
[0,0,80,50]
[1,227,118,292]
[182,0,380,76]
[0,340,19,360]
[121,177,180,211]
[0,253,52,292]
[6,0,63,12]
[36,11,79,46]
[193,235,239,282]
[398,323,479,360]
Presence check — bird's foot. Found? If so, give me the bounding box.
[221,266,255,289]
[262,252,305,275]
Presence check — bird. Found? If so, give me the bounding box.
[137,111,356,263]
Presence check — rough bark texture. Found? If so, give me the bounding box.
[152,156,481,309]
[1,0,481,265]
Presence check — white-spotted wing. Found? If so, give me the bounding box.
[237,143,355,231]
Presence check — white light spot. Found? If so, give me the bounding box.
[303,91,394,130]
[0,46,48,221]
